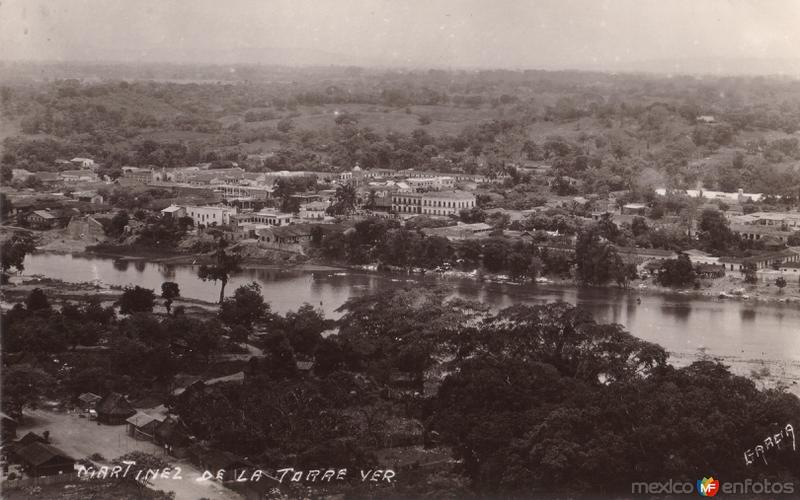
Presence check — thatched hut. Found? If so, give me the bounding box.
[96,392,136,425]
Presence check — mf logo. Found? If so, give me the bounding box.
[697,477,720,497]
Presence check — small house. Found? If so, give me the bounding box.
[126,412,163,441]
[95,392,136,425]
[77,392,102,412]
[154,418,192,458]
[14,442,75,476]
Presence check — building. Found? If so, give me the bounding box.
[730,211,800,230]
[621,203,647,216]
[405,176,455,191]
[218,184,273,201]
[95,392,136,425]
[249,224,315,252]
[154,418,192,458]
[72,190,104,204]
[243,209,292,226]
[33,172,61,184]
[655,188,764,203]
[298,201,331,221]
[719,249,800,271]
[731,224,796,244]
[11,169,34,181]
[126,412,163,441]
[76,392,102,412]
[14,442,75,476]
[614,246,678,265]
[25,208,78,229]
[121,167,153,184]
[161,205,187,219]
[184,205,237,227]
[392,190,476,216]
[60,170,99,183]
[70,157,96,168]
[421,222,493,240]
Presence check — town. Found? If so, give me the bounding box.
[3,3,800,499]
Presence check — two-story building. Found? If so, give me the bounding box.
[392,190,476,217]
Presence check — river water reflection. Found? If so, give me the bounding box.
[21,252,800,393]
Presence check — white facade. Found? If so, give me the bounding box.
[392,191,476,216]
[184,205,237,226]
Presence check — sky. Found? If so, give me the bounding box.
[2,0,800,72]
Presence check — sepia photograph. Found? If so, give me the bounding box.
[1,1,799,498]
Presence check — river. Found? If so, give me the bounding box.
[20,252,800,394]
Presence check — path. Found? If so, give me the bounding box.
[20,409,242,500]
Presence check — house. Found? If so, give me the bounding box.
[160,204,187,219]
[621,203,647,216]
[60,170,99,183]
[183,205,237,227]
[683,249,719,265]
[70,157,96,169]
[730,224,796,244]
[695,263,726,279]
[95,392,136,425]
[76,392,102,411]
[14,442,75,476]
[11,169,34,181]
[696,115,716,123]
[121,167,153,184]
[249,224,315,252]
[298,201,331,221]
[72,190,104,204]
[33,172,61,184]
[720,249,800,271]
[242,209,293,226]
[25,208,78,229]
[126,412,163,441]
[296,360,315,377]
[614,246,677,265]
[154,417,193,458]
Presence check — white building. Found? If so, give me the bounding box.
[184,205,237,226]
[298,201,331,221]
[392,190,476,216]
[405,176,455,191]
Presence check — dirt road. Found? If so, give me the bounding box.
[20,409,242,500]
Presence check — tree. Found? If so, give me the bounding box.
[775,276,787,293]
[1,232,37,273]
[743,262,758,284]
[327,183,358,216]
[218,282,269,329]
[118,286,156,314]
[25,288,51,312]
[0,192,11,221]
[697,208,734,254]
[575,226,623,285]
[161,281,180,314]
[198,239,242,303]
[1,365,54,419]
[656,254,697,287]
